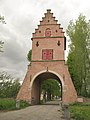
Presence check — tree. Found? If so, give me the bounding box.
[66,14,90,97]
[0,40,4,52]
[27,49,32,62]
[41,79,61,101]
[0,72,21,98]
[0,15,6,24]
[0,15,6,52]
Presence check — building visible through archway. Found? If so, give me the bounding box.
[17,9,77,104]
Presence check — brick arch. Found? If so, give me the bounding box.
[30,70,64,90]
[46,28,51,30]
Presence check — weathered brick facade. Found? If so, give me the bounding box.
[16,9,77,104]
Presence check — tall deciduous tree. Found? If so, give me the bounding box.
[0,72,21,98]
[41,79,61,101]
[0,15,6,52]
[0,40,4,52]
[0,15,6,24]
[27,49,32,62]
[66,14,90,97]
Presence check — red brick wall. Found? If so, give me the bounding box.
[16,9,77,104]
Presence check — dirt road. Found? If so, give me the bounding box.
[0,104,64,120]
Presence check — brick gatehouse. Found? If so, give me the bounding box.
[17,9,77,105]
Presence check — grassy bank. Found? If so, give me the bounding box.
[70,102,90,120]
[0,98,30,111]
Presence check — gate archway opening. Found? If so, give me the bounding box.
[31,71,63,105]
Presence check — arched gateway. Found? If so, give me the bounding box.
[17,9,77,104]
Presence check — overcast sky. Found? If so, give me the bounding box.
[0,0,90,81]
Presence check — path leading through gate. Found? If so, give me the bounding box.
[0,101,64,120]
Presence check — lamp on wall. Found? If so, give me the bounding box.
[36,41,39,47]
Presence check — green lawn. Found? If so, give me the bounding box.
[0,98,30,111]
[70,103,90,120]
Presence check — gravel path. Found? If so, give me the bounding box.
[0,105,64,120]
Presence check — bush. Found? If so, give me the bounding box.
[0,98,30,111]
[0,98,16,110]
[0,72,21,98]
[20,100,30,108]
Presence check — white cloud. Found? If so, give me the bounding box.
[0,0,90,80]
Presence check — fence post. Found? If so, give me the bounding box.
[58,100,62,111]
[16,100,20,109]
[63,104,70,120]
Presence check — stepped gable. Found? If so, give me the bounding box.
[32,9,64,38]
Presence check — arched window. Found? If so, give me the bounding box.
[45,28,51,37]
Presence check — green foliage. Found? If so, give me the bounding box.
[0,15,6,52]
[0,15,6,24]
[0,98,16,110]
[0,72,21,98]
[70,103,90,120]
[41,79,61,101]
[20,100,30,108]
[27,49,32,62]
[0,99,29,110]
[66,14,90,97]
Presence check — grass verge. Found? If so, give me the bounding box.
[0,98,30,111]
[70,102,90,120]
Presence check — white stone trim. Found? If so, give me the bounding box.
[29,70,64,90]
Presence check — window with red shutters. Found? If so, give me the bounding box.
[42,49,53,60]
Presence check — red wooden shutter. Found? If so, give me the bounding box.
[42,49,53,60]
[42,49,47,60]
[47,49,53,60]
